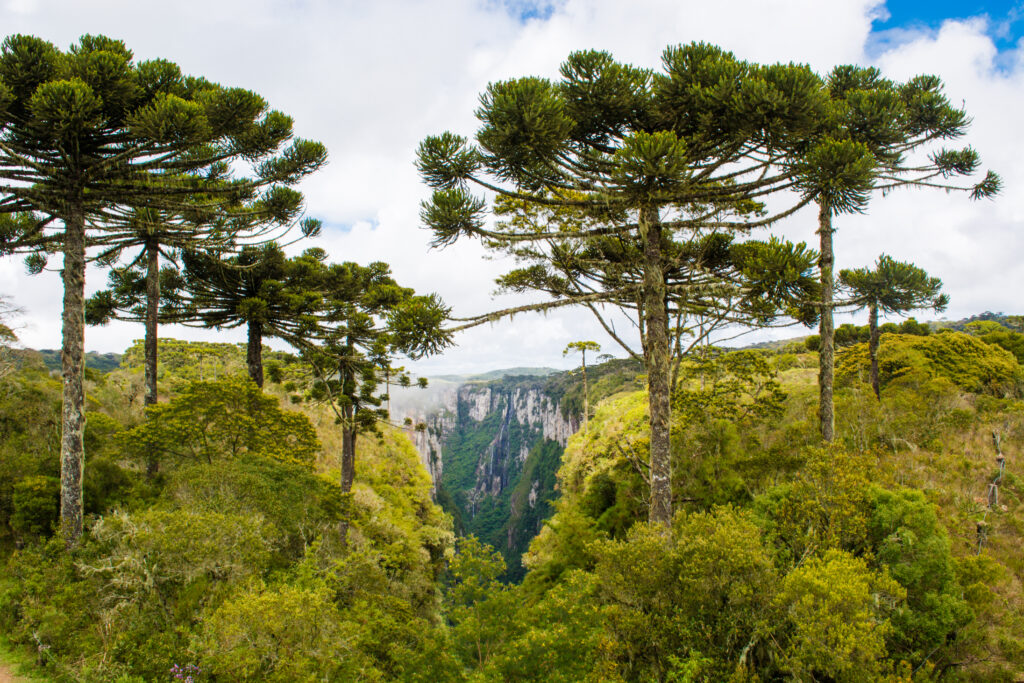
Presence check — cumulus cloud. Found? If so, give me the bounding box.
[0,0,1017,373]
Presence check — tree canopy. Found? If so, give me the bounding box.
[294,257,451,539]
[0,33,326,545]
[418,43,841,524]
[805,65,998,441]
[840,254,947,397]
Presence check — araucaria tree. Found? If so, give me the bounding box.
[176,243,322,388]
[294,257,451,542]
[0,34,326,545]
[86,209,319,405]
[839,255,947,398]
[804,66,998,441]
[563,341,600,432]
[418,44,842,525]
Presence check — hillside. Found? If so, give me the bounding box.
[513,329,1024,679]
[3,325,1024,679]
[35,349,122,373]
[0,340,456,682]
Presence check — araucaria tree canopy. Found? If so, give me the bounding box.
[0,34,326,545]
[418,43,860,524]
[805,65,997,442]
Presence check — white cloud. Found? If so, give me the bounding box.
[1,1,1019,374]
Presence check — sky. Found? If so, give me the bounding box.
[0,0,1022,375]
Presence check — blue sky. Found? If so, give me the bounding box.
[874,0,1023,50]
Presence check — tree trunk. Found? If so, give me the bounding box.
[642,207,672,526]
[339,359,356,545]
[59,198,87,548]
[868,303,881,400]
[246,319,264,388]
[816,202,835,442]
[144,242,160,476]
[340,416,356,494]
[341,424,356,492]
[144,242,159,407]
[581,349,589,433]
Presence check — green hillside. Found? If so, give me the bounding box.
[0,341,456,681]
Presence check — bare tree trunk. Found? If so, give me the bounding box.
[868,303,881,400]
[144,242,159,407]
[339,360,356,545]
[143,242,160,476]
[338,424,356,546]
[816,202,835,442]
[581,349,589,433]
[246,319,264,388]
[341,424,356,492]
[642,207,672,526]
[60,198,86,548]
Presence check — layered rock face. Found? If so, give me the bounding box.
[400,381,459,487]
[395,375,578,579]
[459,384,574,512]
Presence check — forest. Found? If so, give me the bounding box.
[0,31,1022,682]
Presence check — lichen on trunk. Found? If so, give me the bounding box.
[59,198,86,547]
[339,361,357,546]
[143,242,161,476]
[868,303,881,400]
[247,319,264,388]
[816,202,835,442]
[642,207,672,526]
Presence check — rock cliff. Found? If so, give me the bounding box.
[395,374,578,579]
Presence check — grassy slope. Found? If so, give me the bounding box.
[0,635,51,682]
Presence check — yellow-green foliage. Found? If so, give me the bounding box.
[475,571,604,683]
[446,536,518,671]
[515,343,1024,679]
[523,391,648,578]
[756,446,875,562]
[121,338,250,388]
[165,456,344,560]
[122,377,321,468]
[195,581,362,682]
[837,331,1023,396]
[343,427,455,613]
[8,334,1024,680]
[775,550,903,681]
[591,508,778,680]
[558,390,649,499]
[84,509,275,596]
[0,353,62,546]
[0,339,456,683]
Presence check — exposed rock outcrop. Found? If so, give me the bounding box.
[393,374,578,579]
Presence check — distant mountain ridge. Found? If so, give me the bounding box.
[435,367,562,383]
[36,349,122,372]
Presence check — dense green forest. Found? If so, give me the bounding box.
[2,326,1024,680]
[1,30,1019,682]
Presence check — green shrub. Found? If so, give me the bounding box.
[9,476,59,539]
[165,455,343,561]
[775,550,903,680]
[120,377,321,469]
[868,487,972,665]
[83,458,137,516]
[196,581,362,682]
[837,331,1023,396]
[84,509,275,600]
